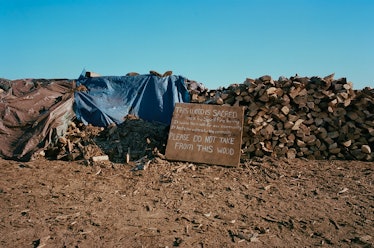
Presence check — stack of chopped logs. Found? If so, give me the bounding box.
[191,74,374,161]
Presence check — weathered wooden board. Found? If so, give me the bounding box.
[165,103,244,166]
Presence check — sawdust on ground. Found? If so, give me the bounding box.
[0,156,373,248]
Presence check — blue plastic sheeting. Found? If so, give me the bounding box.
[74,74,190,127]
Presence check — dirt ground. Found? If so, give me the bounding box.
[0,156,373,248]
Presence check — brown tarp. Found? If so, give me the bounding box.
[0,78,75,161]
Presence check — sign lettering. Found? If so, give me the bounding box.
[165,103,244,166]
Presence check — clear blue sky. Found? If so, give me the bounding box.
[1,0,373,89]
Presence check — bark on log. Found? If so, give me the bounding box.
[190,74,373,161]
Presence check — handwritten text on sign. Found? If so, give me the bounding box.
[165,103,244,166]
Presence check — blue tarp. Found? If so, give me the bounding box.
[74,74,190,127]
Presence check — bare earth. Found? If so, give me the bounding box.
[0,157,373,248]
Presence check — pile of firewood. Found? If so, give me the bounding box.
[45,121,105,161]
[45,74,373,162]
[191,74,373,161]
[93,117,169,163]
[45,116,169,163]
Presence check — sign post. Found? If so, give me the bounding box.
[165,103,244,166]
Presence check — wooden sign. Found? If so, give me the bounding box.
[165,103,244,166]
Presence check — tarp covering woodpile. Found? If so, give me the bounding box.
[0,78,75,161]
[74,73,190,127]
[0,72,191,161]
